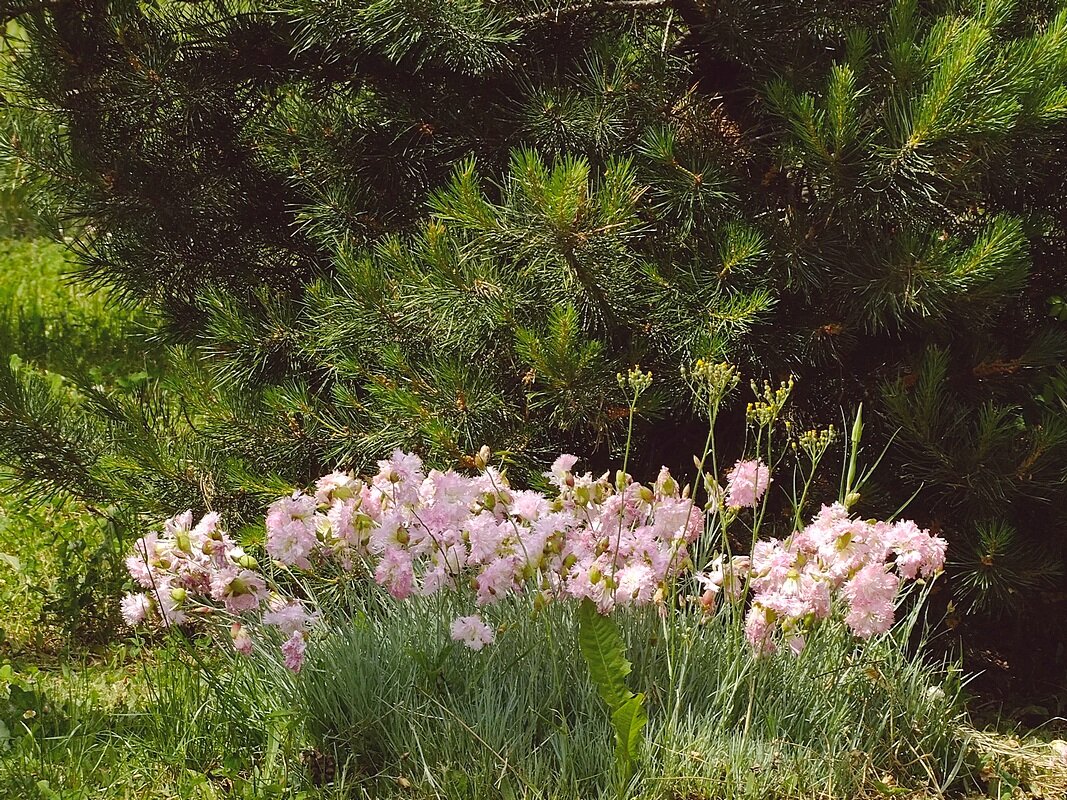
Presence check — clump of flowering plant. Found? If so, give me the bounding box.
[123,446,704,666]
[121,365,945,672]
[698,503,946,656]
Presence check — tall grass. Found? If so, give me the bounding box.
[272,586,971,800]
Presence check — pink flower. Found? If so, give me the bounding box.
[281,631,306,672]
[450,615,495,651]
[887,520,947,579]
[614,562,657,606]
[375,547,415,599]
[474,557,520,605]
[842,564,900,638]
[545,454,579,488]
[120,593,152,626]
[163,510,194,537]
[314,471,359,504]
[125,533,160,588]
[745,605,776,656]
[374,450,425,506]
[509,490,549,521]
[725,460,770,508]
[262,600,315,635]
[154,580,188,626]
[265,493,320,568]
[210,568,267,613]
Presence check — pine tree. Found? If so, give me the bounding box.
[3,1,1067,689]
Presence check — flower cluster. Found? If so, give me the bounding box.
[122,510,316,670]
[267,451,704,617]
[699,502,946,655]
[122,450,703,663]
[121,448,945,666]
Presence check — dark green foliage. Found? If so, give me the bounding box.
[2,1,1067,688]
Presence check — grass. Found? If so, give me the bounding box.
[0,600,1064,800]
[0,238,149,380]
[0,238,153,652]
[278,588,971,800]
[0,641,309,799]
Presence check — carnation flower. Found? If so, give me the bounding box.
[375,546,415,599]
[744,605,776,656]
[725,459,771,509]
[374,450,425,506]
[887,519,947,579]
[262,600,315,635]
[210,567,267,614]
[281,631,307,672]
[121,593,152,627]
[314,471,359,505]
[450,615,495,651]
[841,564,900,638]
[125,533,160,589]
[265,493,321,568]
[545,454,579,488]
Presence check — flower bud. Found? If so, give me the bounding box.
[483,493,496,511]
[589,566,602,584]
[844,491,861,509]
[230,622,253,656]
[169,587,187,604]
[237,553,259,570]
[396,528,410,545]
[638,485,654,504]
[474,445,491,471]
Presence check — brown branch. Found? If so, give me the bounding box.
[516,0,673,25]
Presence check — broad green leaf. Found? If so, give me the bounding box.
[611,692,648,768]
[577,598,631,710]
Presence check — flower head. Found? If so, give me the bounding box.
[281,631,307,672]
[450,614,495,651]
[121,593,152,627]
[725,460,770,509]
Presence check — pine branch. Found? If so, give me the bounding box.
[516,0,672,24]
[1,0,63,25]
